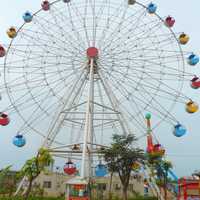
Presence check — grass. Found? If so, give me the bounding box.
[0,196,157,200]
[0,197,64,200]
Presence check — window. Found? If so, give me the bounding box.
[115,183,121,190]
[97,183,107,191]
[43,181,52,188]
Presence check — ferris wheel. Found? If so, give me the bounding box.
[0,0,199,178]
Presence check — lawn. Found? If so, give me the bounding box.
[0,197,64,200]
[0,196,157,200]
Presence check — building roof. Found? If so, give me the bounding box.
[65,176,89,185]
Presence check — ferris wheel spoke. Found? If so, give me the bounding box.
[105,71,177,126]
[20,27,85,57]
[5,58,85,72]
[51,4,87,50]
[5,64,80,93]
[5,69,83,115]
[101,66,177,117]
[99,69,148,133]
[129,59,187,98]
[113,59,184,77]
[102,52,187,78]
[99,58,187,86]
[100,5,146,51]
[22,79,86,131]
[109,49,183,61]
[88,0,96,46]
[118,71,186,104]
[133,32,175,49]
[31,18,85,55]
[6,73,86,141]
[98,3,132,50]
[103,63,188,103]
[129,21,167,46]
[18,107,65,146]
[109,62,186,78]
[101,66,158,112]
[132,32,179,41]
[129,36,176,53]
[136,84,180,126]
[102,14,162,53]
[91,0,111,46]
[96,0,123,48]
[99,58,185,99]
[100,45,187,61]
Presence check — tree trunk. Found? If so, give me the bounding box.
[122,186,128,200]
[108,172,113,200]
[164,173,167,200]
[24,177,33,200]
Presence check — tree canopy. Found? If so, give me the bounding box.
[100,134,145,200]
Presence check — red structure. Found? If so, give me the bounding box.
[178,178,200,200]
[146,114,165,158]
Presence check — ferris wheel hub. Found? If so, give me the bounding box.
[87,47,98,58]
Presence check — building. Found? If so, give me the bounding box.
[31,172,149,198]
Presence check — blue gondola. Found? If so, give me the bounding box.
[23,11,33,23]
[188,54,199,66]
[13,135,26,147]
[173,124,187,137]
[147,3,157,14]
[95,164,107,177]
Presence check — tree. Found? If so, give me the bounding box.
[20,148,54,200]
[0,166,19,196]
[100,134,145,200]
[155,160,173,200]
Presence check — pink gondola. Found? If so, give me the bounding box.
[42,1,50,11]
[165,16,175,27]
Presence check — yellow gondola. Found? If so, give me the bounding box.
[179,33,189,45]
[7,27,17,39]
[186,101,199,113]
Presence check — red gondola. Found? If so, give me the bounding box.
[191,76,200,89]
[64,161,77,175]
[0,113,10,126]
[0,45,6,57]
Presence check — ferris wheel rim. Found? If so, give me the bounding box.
[3,0,188,143]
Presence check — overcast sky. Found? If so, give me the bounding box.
[0,0,200,178]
